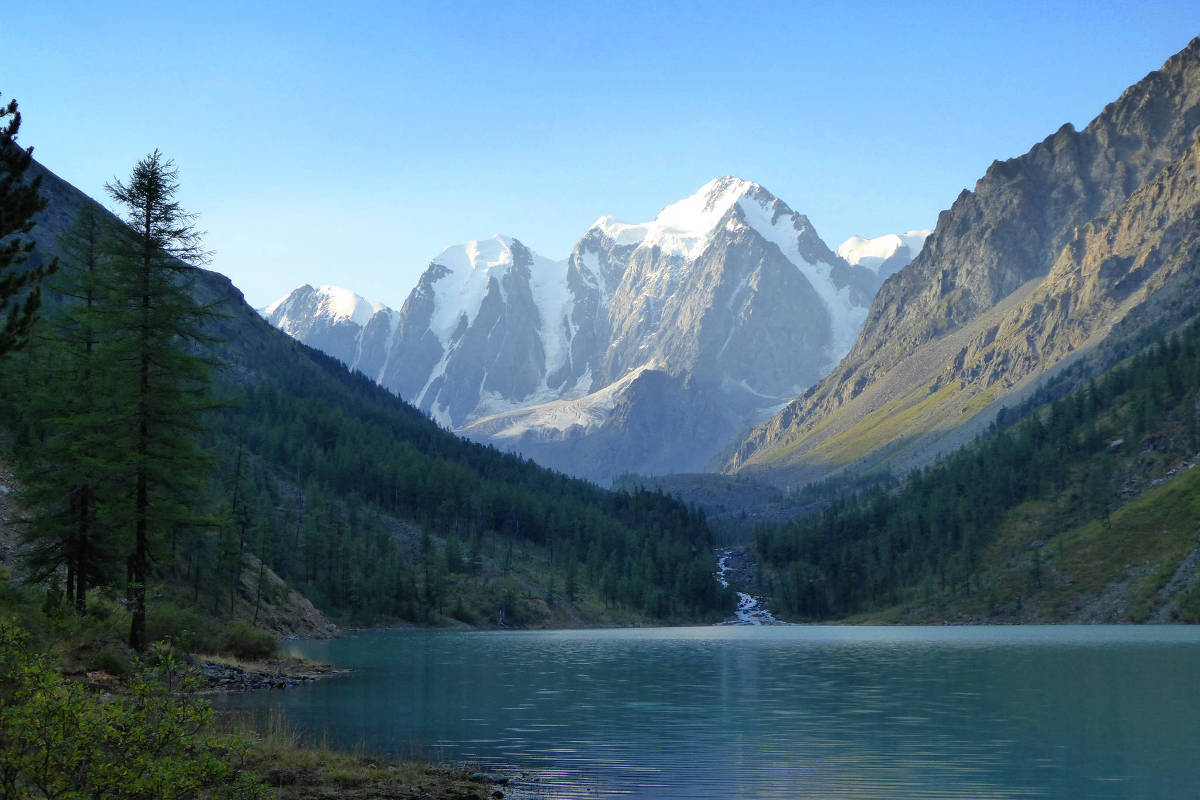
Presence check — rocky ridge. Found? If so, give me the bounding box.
[728,36,1200,484]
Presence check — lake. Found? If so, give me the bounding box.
[214,626,1200,798]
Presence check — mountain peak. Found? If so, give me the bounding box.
[695,175,763,210]
[313,285,389,325]
[588,176,778,260]
[837,231,931,277]
[263,284,388,329]
[432,234,518,274]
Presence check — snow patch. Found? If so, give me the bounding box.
[313,285,386,326]
[426,235,516,343]
[528,251,573,381]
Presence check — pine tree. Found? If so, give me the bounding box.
[104,151,216,651]
[0,93,55,357]
[14,204,122,612]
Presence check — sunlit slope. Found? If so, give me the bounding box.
[727,37,1200,485]
[755,313,1200,624]
[870,464,1200,624]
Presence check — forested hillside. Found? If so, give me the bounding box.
[754,299,1200,622]
[2,153,730,635]
[198,346,729,625]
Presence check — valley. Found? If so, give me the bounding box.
[3,16,1200,800]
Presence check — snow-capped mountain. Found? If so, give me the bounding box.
[586,177,880,382]
[260,285,397,375]
[266,177,900,483]
[376,235,581,427]
[837,230,930,279]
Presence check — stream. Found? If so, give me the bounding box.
[713,547,781,624]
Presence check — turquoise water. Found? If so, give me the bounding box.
[215,626,1200,798]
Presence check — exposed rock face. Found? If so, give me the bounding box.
[462,366,745,480]
[268,178,893,484]
[449,180,883,484]
[379,235,580,427]
[728,37,1200,484]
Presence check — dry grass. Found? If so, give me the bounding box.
[223,709,520,800]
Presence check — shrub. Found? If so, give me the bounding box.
[146,603,221,653]
[219,621,277,661]
[88,647,132,677]
[0,619,270,799]
[1173,581,1200,622]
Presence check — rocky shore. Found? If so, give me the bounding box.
[198,655,346,692]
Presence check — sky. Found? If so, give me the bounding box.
[5,1,1200,310]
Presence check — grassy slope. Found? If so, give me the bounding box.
[759,316,1200,625]
[850,458,1200,625]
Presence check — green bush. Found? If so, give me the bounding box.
[219,621,277,661]
[0,619,270,799]
[449,598,477,624]
[146,603,221,653]
[86,595,120,621]
[88,647,132,677]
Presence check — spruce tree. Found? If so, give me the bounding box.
[15,204,122,612]
[104,151,215,651]
[0,93,55,357]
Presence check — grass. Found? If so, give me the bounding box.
[766,382,995,468]
[866,465,1200,623]
[1038,466,1200,620]
[226,709,517,800]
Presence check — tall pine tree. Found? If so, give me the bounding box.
[15,204,123,612]
[0,92,55,357]
[105,151,216,651]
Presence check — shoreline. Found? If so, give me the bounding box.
[195,652,350,694]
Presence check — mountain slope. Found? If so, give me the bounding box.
[729,36,1200,484]
[753,311,1200,623]
[12,157,731,627]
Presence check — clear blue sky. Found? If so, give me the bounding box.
[5,1,1199,309]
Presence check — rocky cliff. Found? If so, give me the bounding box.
[728,36,1200,484]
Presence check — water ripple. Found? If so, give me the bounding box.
[216,626,1200,799]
